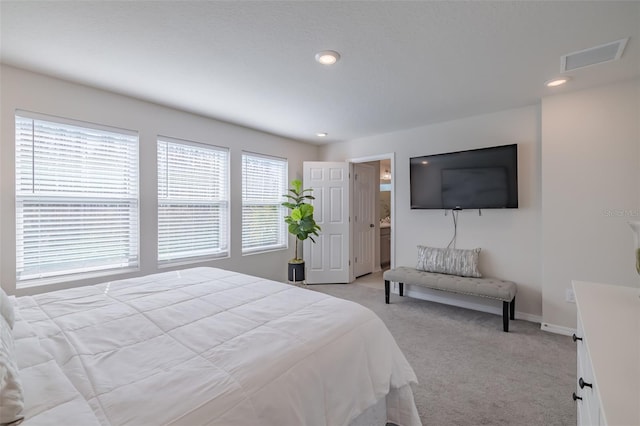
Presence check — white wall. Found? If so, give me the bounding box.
[541,79,640,329]
[320,79,640,330]
[320,106,543,319]
[0,65,319,295]
[3,66,635,329]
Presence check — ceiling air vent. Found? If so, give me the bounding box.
[561,38,628,72]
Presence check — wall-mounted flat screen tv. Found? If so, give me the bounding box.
[410,144,518,209]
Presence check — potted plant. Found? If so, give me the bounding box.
[282,179,321,282]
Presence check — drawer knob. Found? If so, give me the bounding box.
[572,392,582,401]
[579,377,592,389]
[572,334,583,342]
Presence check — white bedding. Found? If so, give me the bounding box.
[13,267,420,426]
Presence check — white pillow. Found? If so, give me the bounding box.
[416,246,482,278]
[0,288,14,329]
[0,314,24,426]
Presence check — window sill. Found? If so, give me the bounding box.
[16,266,141,290]
[241,246,288,257]
[157,254,230,269]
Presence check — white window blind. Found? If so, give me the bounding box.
[15,113,139,283]
[242,153,287,254]
[158,137,229,264]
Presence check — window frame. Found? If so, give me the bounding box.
[241,151,288,255]
[14,110,140,286]
[157,136,230,266]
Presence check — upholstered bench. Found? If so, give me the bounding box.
[383,266,517,332]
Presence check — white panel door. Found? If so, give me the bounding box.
[303,161,351,284]
[353,163,375,278]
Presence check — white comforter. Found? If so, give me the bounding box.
[14,267,420,426]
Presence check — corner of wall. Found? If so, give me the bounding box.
[541,79,640,329]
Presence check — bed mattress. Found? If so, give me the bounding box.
[12,267,420,426]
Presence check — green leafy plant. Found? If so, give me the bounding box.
[282,179,321,263]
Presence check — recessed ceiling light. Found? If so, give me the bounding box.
[546,77,570,87]
[315,50,340,65]
[316,132,328,137]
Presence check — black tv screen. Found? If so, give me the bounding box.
[410,144,518,209]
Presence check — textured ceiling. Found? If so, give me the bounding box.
[1,1,639,144]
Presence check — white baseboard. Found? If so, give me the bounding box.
[396,284,542,324]
[540,323,576,336]
[516,311,543,323]
[396,283,574,335]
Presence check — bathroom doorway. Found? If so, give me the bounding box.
[379,159,391,270]
[349,153,394,277]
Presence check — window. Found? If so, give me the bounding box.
[157,137,229,264]
[242,152,287,254]
[15,112,139,283]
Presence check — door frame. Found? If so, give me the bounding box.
[348,153,396,278]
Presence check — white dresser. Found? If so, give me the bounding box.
[572,281,640,426]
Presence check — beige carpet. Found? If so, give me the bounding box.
[308,273,576,426]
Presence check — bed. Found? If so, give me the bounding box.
[1,267,421,426]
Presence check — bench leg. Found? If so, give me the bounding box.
[510,296,515,320]
[385,280,390,304]
[503,301,509,332]
[399,282,404,297]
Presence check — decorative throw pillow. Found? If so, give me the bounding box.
[416,246,482,278]
[0,315,24,426]
[0,288,15,329]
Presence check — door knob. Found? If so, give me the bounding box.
[579,378,592,389]
[370,224,374,228]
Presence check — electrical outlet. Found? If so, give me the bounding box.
[565,288,575,304]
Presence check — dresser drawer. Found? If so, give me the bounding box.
[573,281,638,426]
[576,343,600,425]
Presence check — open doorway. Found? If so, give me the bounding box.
[301,156,394,284]
[379,159,391,271]
[349,153,395,280]
[353,163,376,278]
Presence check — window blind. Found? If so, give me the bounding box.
[158,137,229,264]
[15,113,139,283]
[242,153,287,254]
